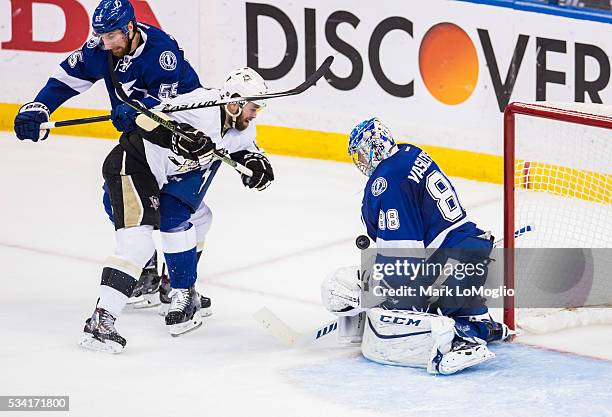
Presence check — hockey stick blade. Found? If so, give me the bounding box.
[162,56,334,113]
[253,307,338,348]
[106,52,253,177]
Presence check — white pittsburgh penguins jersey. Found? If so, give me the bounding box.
[142,87,259,188]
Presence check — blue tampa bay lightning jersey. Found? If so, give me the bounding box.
[34,22,201,113]
[362,144,483,249]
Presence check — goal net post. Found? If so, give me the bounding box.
[503,101,612,333]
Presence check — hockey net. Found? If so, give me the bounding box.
[504,102,612,333]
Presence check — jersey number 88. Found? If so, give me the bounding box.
[425,171,463,222]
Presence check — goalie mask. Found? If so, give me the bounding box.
[348,117,397,177]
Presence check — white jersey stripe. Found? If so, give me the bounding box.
[52,66,94,93]
[376,237,425,249]
[161,227,197,253]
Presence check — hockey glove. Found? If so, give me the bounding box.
[171,123,216,161]
[111,102,140,132]
[231,151,274,190]
[14,102,50,141]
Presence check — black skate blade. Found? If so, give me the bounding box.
[168,316,203,337]
[78,334,124,354]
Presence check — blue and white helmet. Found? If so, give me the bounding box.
[91,0,136,35]
[348,117,397,177]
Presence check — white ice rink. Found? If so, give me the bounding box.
[1,133,611,417]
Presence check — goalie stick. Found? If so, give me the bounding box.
[106,51,253,177]
[253,307,338,348]
[39,56,334,130]
[493,223,535,247]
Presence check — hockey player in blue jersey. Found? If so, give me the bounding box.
[13,0,201,139]
[321,117,510,374]
[13,0,205,309]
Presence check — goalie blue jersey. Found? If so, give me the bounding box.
[362,144,483,249]
[34,22,201,113]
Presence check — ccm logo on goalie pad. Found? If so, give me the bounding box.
[380,315,422,326]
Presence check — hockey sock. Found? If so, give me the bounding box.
[98,226,156,316]
[99,267,139,317]
[161,226,198,289]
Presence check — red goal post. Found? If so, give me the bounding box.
[503,102,612,330]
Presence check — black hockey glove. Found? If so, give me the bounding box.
[171,123,216,161]
[230,151,274,190]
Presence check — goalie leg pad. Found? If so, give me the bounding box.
[361,308,455,370]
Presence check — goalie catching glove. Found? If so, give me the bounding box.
[230,150,274,190]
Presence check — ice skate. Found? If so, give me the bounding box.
[126,256,161,309]
[165,287,203,337]
[483,319,517,342]
[436,339,495,375]
[158,274,212,318]
[79,308,126,354]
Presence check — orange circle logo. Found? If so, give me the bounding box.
[419,23,479,105]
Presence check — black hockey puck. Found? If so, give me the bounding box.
[355,235,370,250]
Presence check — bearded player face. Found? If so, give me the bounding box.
[97,22,135,58]
[234,102,262,131]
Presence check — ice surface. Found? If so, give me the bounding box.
[0,133,610,417]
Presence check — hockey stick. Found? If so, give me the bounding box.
[253,307,338,348]
[493,224,535,247]
[40,114,110,130]
[161,56,334,113]
[253,234,370,348]
[40,56,334,130]
[106,52,253,177]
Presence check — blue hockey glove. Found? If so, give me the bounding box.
[14,102,50,141]
[111,102,140,132]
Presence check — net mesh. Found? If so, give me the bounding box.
[510,102,612,333]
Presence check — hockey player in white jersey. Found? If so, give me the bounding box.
[321,118,510,374]
[80,68,274,353]
[108,68,272,313]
